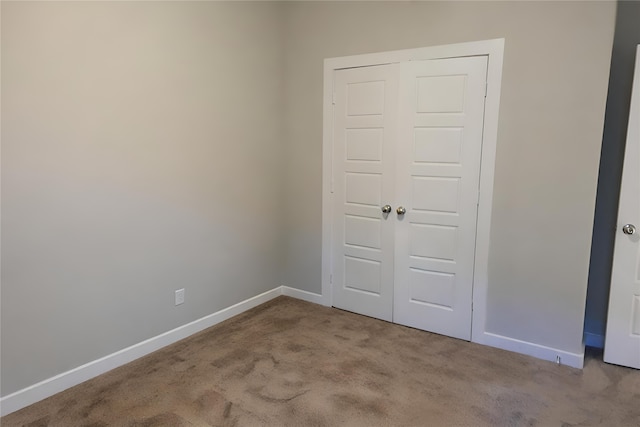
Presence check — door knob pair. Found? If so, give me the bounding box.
[381,205,406,215]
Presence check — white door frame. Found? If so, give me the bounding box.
[321,39,505,343]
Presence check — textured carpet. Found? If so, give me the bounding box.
[2,296,639,426]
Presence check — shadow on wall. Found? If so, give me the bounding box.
[585,0,640,347]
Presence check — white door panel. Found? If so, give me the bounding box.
[414,127,464,163]
[605,45,640,369]
[394,56,488,340]
[332,64,398,322]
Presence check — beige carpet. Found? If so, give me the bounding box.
[2,296,639,426]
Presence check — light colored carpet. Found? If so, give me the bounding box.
[2,296,639,426]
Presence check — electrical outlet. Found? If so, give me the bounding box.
[175,288,185,306]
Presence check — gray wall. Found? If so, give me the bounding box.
[280,1,615,355]
[585,1,640,345]
[1,1,285,395]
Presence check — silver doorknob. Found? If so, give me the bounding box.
[623,224,636,235]
[381,205,392,214]
[396,206,406,215]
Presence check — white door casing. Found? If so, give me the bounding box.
[393,57,488,340]
[331,64,399,321]
[605,45,640,369]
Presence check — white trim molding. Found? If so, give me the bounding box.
[281,286,326,306]
[479,332,585,369]
[1,281,585,417]
[0,287,282,417]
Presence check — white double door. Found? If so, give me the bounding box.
[332,56,488,340]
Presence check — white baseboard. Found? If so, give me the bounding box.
[1,285,587,416]
[477,332,585,369]
[584,332,605,349]
[281,286,325,305]
[0,287,282,417]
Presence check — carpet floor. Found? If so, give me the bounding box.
[2,296,639,426]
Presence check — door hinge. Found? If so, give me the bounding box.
[485,82,488,98]
[332,92,336,105]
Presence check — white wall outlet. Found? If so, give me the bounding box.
[175,288,185,306]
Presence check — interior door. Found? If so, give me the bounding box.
[605,45,640,369]
[393,57,488,340]
[331,64,398,321]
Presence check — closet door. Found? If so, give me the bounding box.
[331,64,398,321]
[393,57,488,340]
